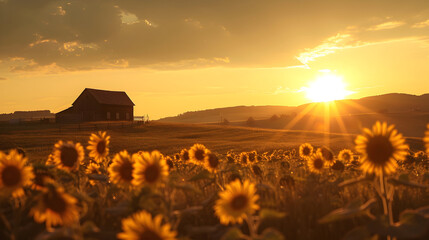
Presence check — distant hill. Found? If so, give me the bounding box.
[0,110,54,122]
[159,105,296,123]
[158,93,429,137]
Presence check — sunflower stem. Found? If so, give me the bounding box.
[245,214,257,239]
[379,171,394,240]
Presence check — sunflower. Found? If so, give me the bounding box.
[133,151,169,187]
[338,149,354,163]
[108,151,135,186]
[52,141,84,171]
[299,143,313,159]
[30,184,79,230]
[247,151,257,163]
[204,152,220,173]
[32,165,54,191]
[331,160,345,171]
[180,149,190,162]
[355,121,408,175]
[189,144,209,165]
[165,156,174,171]
[214,179,259,225]
[117,210,177,240]
[317,147,334,164]
[87,131,110,163]
[85,163,101,186]
[46,154,56,166]
[425,123,429,154]
[239,152,248,165]
[0,150,34,198]
[307,153,325,174]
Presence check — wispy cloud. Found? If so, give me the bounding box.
[367,21,405,31]
[297,34,356,65]
[412,19,429,28]
[0,77,7,81]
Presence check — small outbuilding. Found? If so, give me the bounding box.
[56,88,135,123]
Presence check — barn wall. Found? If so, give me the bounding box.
[102,105,133,121]
[73,91,104,121]
[58,89,134,122]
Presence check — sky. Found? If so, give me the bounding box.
[1,0,429,119]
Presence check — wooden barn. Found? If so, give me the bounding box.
[56,88,134,123]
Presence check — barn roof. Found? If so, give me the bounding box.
[73,88,135,106]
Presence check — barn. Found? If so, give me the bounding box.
[56,88,134,123]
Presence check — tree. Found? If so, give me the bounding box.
[246,117,256,126]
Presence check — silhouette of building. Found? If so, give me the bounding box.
[56,88,134,123]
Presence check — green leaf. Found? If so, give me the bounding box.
[343,226,377,240]
[368,211,429,239]
[319,198,376,224]
[259,209,287,221]
[171,182,202,195]
[388,210,429,239]
[258,228,285,240]
[387,176,428,188]
[221,227,244,240]
[187,169,213,181]
[338,175,374,187]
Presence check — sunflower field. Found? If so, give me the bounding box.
[1,122,429,240]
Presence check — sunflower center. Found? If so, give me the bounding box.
[342,153,351,161]
[60,146,78,167]
[1,166,21,186]
[366,135,394,165]
[230,194,248,211]
[144,164,160,183]
[303,147,311,156]
[139,229,162,240]
[96,140,106,155]
[208,154,219,168]
[240,155,248,164]
[119,160,133,182]
[181,151,189,161]
[248,153,256,162]
[44,190,67,213]
[313,158,324,169]
[194,149,205,161]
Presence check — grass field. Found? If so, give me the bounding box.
[0,121,424,161]
[0,121,428,240]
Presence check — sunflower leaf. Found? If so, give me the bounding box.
[187,169,213,181]
[387,176,428,188]
[343,226,377,240]
[171,182,202,195]
[368,210,429,239]
[259,208,287,221]
[221,227,244,240]
[338,175,374,188]
[318,198,376,224]
[258,228,285,240]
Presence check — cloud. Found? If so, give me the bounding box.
[0,0,429,72]
[368,21,406,31]
[0,77,7,81]
[412,19,429,28]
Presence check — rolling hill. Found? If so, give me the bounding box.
[158,93,429,137]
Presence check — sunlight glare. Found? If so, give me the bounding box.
[304,74,353,102]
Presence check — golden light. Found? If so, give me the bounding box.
[304,73,353,102]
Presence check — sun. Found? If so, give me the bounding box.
[304,73,353,102]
